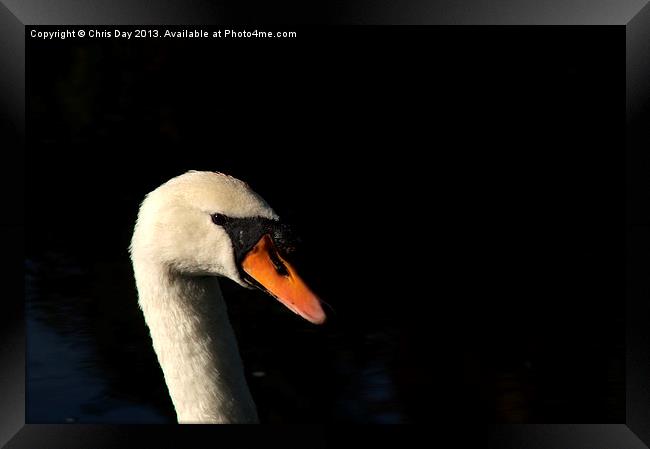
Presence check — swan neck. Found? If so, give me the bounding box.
[135,263,258,423]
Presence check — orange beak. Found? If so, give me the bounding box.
[241,234,326,324]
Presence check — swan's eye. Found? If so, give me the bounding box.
[211,213,227,226]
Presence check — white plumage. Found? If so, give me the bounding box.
[130,171,280,423]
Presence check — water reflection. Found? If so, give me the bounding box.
[27,252,176,423]
[27,309,170,423]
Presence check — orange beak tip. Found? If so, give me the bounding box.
[308,309,327,325]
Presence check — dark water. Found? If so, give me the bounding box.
[27,255,172,423]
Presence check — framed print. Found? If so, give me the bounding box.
[1,1,649,447]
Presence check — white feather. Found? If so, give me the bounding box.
[130,171,277,423]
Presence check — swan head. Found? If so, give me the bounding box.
[131,170,325,324]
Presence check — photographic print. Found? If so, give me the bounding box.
[1,1,648,446]
[25,25,624,426]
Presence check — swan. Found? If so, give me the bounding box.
[130,171,326,424]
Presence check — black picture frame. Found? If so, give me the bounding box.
[2,1,649,447]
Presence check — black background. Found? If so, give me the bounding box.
[26,26,624,423]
